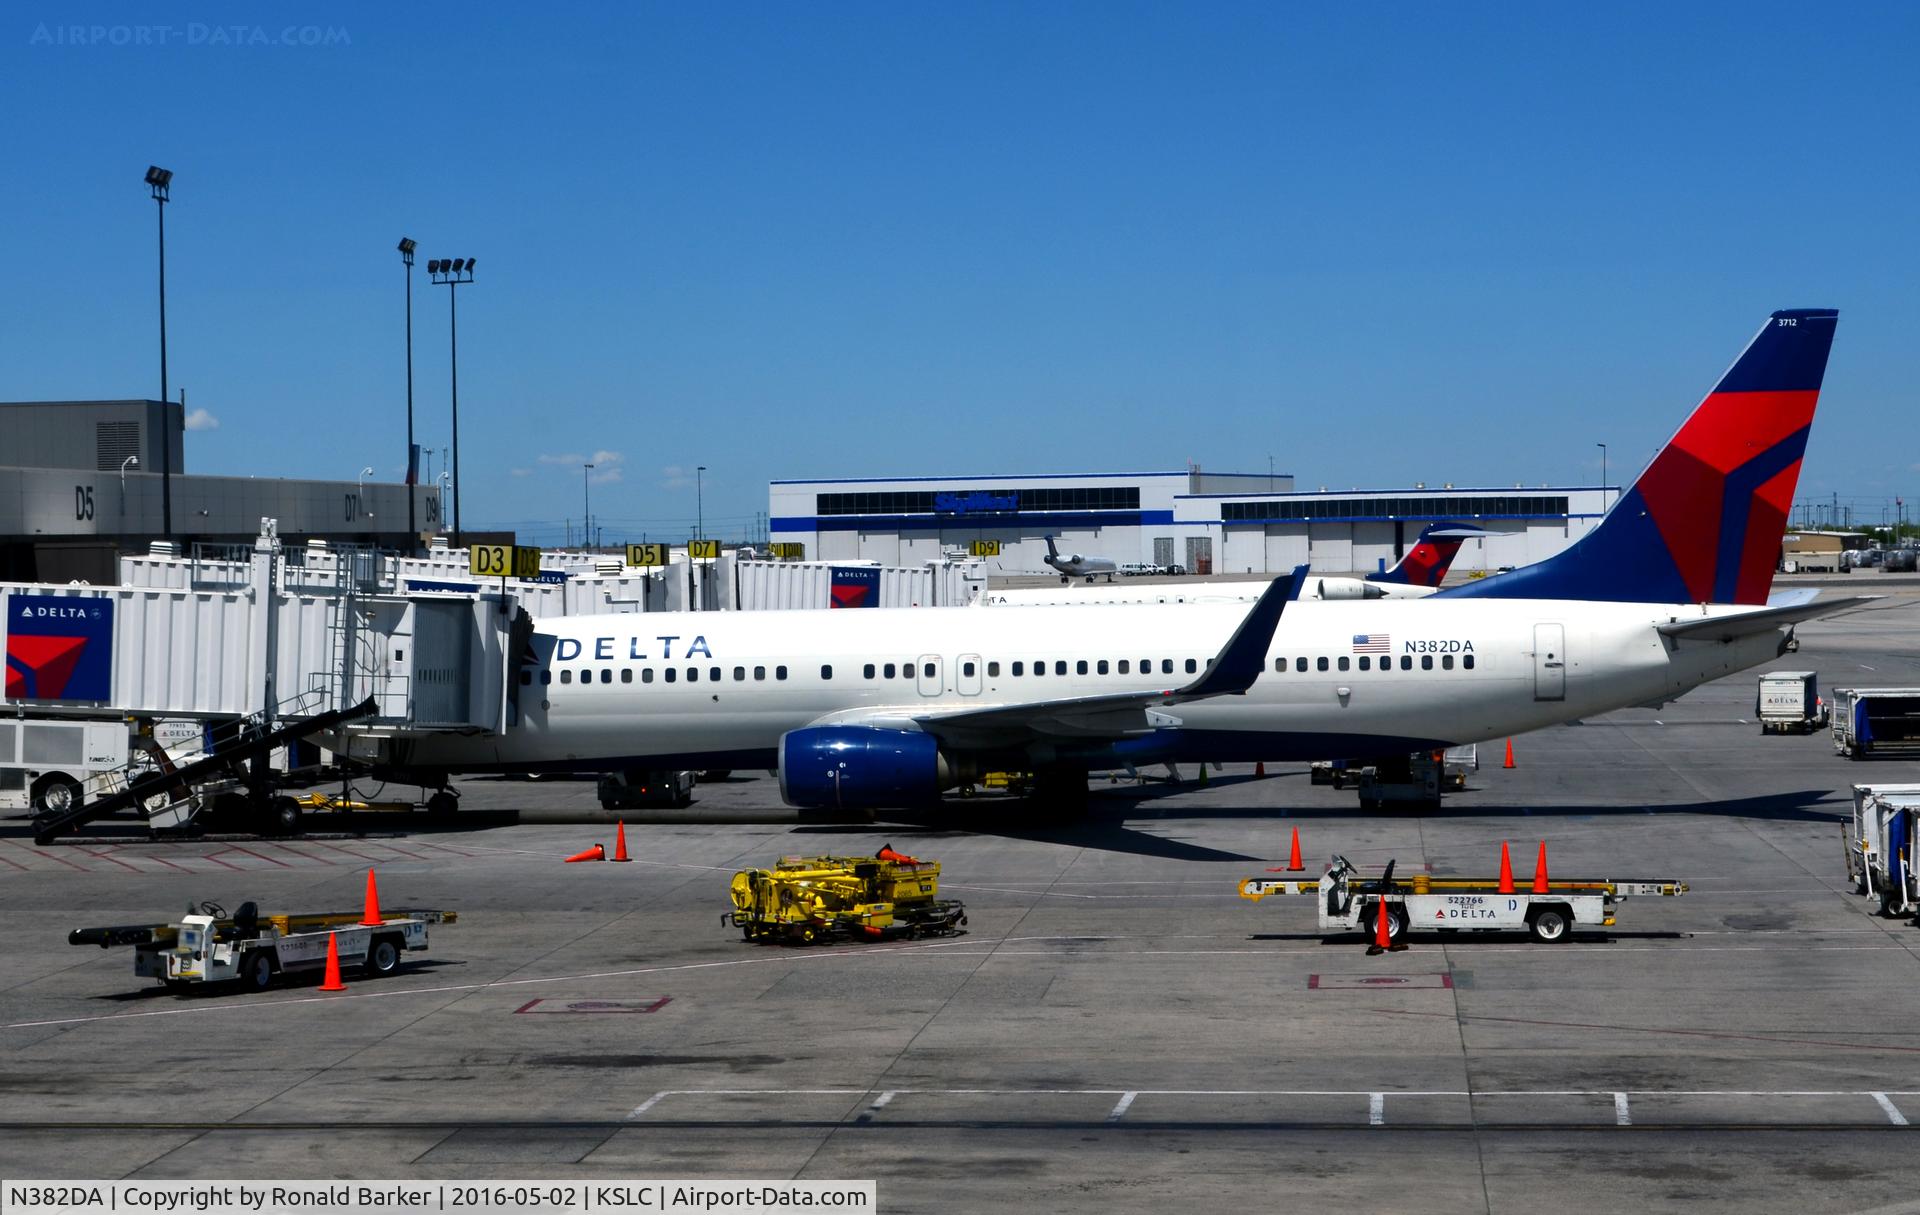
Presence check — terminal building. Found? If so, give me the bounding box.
[0,400,441,583]
[770,471,1608,576]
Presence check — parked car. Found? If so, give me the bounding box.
[1884,548,1919,573]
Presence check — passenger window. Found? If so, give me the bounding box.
[1295,657,1307,672]
[884,663,896,679]
[1033,662,1045,677]
[1421,655,1434,670]
[1097,660,1109,675]
[734,666,745,681]
[1185,659,1198,674]
[665,668,677,683]
[1337,657,1350,672]
[754,666,766,680]
[1442,655,1454,670]
[962,661,975,677]
[1316,657,1329,672]
[777,666,789,680]
[1358,657,1369,671]
[864,663,876,679]
[1055,661,1067,675]
[1463,654,1475,670]
[1162,659,1174,675]
[1012,661,1024,676]
[620,669,632,684]
[1077,660,1089,675]
[642,669,654,684]
[560,670,573,685]
[1273,658,1284,673]
[1401,656,1413,670]
[923,663,934,678]
[987,661,999,676]
[1119,660,1130,674]
[687,667,699,682]
[710,666,721,681]
[821,664,833,680]
[602,670,613,684]
[541,670,552,685]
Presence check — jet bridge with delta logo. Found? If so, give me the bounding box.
[4,522,525,841]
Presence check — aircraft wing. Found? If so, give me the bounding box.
[914,569,1298,745]
[807,567,1302,749]
[1656,595,1877,643]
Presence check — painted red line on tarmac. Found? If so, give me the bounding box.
[1371,1007,1920,1054]
[0,848,32,872]
[266,843,332,867]
[219,845,293,869]
[137,851,194,873]
[4,840,88,871]
[373,842,431,861]
[414,841,479,858]
[75,847,143,874]
[304,840,382,864]
[192,852,244,872]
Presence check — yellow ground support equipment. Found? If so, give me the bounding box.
[727,845,968,944]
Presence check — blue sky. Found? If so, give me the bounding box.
[3,2,1915,543]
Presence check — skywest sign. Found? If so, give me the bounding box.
[933,491,1018,514]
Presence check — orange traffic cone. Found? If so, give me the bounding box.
[877,844,923,865]
[1288,826,1304,872]
[1367,898,1394,955]
[318,932,346,991]
[1531,841,1550,893]
[359,869,383,927]
[1255,761,1266,777]
[1497,841,1514,894]
[610,820,632,862]
[1503,738,1516,769]
[565,844,605,863]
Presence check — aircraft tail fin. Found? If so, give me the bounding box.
[1371,523,1482,587]
[1443,309,1838,605]
[1043,536,1060,559]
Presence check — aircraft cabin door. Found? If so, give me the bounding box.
[956,653,983,696]
[1533,623,1566,701]
[916,654,944,697]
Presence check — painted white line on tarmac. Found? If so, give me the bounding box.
[1614,1092,1631,1126]
[1873,1093,1910,1126]
[1108,1092,1138,1122]
[1368,1093,1385,1126]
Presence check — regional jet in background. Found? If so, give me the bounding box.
[1041,536,1118,583]
[379,310,1859,819]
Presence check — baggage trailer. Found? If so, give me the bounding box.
[1832,687,1920,759]
[1239,854,1688,944]
[69,900,456,991]
[1843,783,1920,917]
[1757,670,1828,735]
[1354,751,1444,810]
[726,846,967,944]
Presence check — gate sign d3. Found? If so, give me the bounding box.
[468,544,541,580]
[5,593,115,701]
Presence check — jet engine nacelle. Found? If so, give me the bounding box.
[777,726,972,810]
[1304,577,1386,601]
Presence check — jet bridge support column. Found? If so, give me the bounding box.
[247,519,280,724]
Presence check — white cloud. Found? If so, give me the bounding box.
[184,408,219,431]
[589,466,623,486]
[661,464,696,490]
[537,452,584,466]
[510,468,532,478]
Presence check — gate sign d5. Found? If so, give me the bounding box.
[5,594,115,701]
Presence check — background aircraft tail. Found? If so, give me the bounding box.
[1442,309,1838,605]
[1043,536,1061,559]
[1371,522,1482,587]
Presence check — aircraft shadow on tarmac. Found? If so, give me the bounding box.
[1091,782,1848,825]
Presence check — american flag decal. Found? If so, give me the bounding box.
[1351,633,1390,654]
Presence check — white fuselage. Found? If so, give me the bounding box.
[395,596,1785,772]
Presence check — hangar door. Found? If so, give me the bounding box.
[1533,623,1565,701]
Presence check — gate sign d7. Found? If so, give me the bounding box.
[468,544,541,579]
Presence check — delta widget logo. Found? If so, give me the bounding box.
[4,595,115,700]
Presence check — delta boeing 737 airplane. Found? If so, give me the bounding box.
[385,310,1856,815]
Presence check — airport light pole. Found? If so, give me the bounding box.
[696,465,707,541]
[428,258,475,546]
[583,463,594,550]
[145,165,175,539]
[398,237,417,546]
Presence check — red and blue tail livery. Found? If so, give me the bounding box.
[1371,522,1482,588]
[1443,309,1838,605]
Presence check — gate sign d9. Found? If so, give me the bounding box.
[468,544,541,579]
